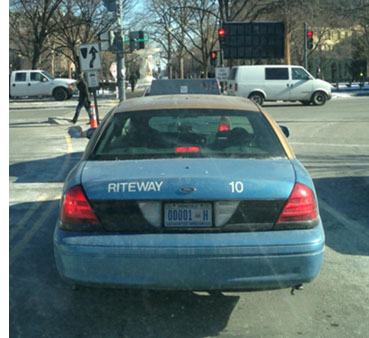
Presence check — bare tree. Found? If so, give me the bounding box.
[146,0,220,77]
[10,0,63,69]
[52,0,136,74]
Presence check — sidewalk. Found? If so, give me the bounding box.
[331,82,369,97]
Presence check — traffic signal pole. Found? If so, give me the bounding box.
[304,22,308,69]
[116,0,126,101]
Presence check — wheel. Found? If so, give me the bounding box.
[311,91,327,106]
[248,92,264,106]
[53,87,68,101]
[300,100,311,106]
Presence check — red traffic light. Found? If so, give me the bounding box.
[210,51,217,59]
[307,30,313,37]
[218,28,225,37]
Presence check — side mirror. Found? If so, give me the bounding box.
[86,128,96,139]
[280,125,290,138]
[42,77,48,82]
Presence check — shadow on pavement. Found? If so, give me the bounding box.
[313,176,369,257]
[10,152,83,183]
[10,200,239,338]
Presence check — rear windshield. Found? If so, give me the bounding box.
[90,109,286,160]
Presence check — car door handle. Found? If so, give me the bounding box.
[28,83,31,86]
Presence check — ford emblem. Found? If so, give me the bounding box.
[179,187,197,194]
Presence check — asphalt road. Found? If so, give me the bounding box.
[9,96,369,338]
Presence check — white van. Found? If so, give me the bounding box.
[227,65,332,106]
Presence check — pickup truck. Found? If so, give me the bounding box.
[10,70,77,101]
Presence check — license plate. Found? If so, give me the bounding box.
[164,203,212,228]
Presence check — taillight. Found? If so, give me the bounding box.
[277,183,317,223]
[235,83,238,92]
[60,185,100,225]
[175,146,200,153]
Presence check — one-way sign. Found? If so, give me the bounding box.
[78,43,102,71]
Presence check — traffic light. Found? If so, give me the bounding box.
[129,31,140,52]
[210,51,217,66]
[138,31,145,49]
[102,0,117,12]
[129,31,145,52]
[307,30,313,50]
[218,28,225,46]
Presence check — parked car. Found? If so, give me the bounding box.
[54,94,324,291]
[227,65,332,106]
[143,79,222,96]
[10,70,77,101]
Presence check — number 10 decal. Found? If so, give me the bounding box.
[229,181,244,193]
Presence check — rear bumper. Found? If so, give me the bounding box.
[54,223,325,291]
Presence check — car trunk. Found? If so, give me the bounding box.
[81,158,295,232]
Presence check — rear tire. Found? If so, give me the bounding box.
[53,87,68,101]
[248,92,264,106]
[311,91,327,106]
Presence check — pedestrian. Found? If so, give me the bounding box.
[129,71,137,92]
[316,67,321,79]
[71,72,92,124]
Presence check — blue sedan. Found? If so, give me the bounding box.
[54,94,324,291]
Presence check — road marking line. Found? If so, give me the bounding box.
[10,194,60,266]
[64,134,73,153]
[10,194,48,242]
[10,135,73,265]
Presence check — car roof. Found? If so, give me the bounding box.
[148,79,221,95]
[115,94,259,113]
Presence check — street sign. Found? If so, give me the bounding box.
[78,43,102,71]
[125,33,149,42]
[215,67,230,81]
[86,70,100,88]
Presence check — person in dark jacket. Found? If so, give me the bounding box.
[129,71,137,92]
[71,72,92,124]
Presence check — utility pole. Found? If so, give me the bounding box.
[304,22,308,69]
[116,0,126,101]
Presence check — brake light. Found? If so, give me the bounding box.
[60,185,100,224]
[277,183,317,223]
[235,83,238,92]
[218,116,230,132]
[175,146,200,153]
